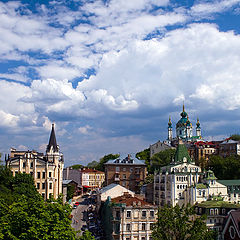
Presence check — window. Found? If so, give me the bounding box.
[49,172,52,178]
[49,183,52,189]
[30,162,33,168]
[123,174,126,179]
[126,224,131,231]
[150,210,155,218]
[42,183,45,189]
[127,211,131,218]
[142,223,146,231]
[37,172,41,179]
[142,211,146,218]
[15,171,18,175]
[23,162,26,168]
[130,168,133,172]
[116,167,120,172]
[42,172,45,179]
[37,183,40,189]
[42,193,45,199]
[141,237,145,240]
[123,168,126,172]
[30,171,33,176]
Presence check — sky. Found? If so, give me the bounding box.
[1,0,240,166]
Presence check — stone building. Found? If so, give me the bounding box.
[102,193,158,240]
[6,124,64,200]
[104,155,147,193]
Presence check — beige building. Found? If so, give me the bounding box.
[103,193,158,240]
[104,155,147,193]
[80,168,105,190]
[6,124,64,200]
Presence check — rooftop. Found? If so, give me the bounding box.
[196,200,240,208]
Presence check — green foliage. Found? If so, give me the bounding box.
[152,205,217,240]
[231,134,240,141]
[150,149,176,173]
[136,148,150,171]
[70,164,84,170]
[87,161,99,169]
[96,154,119,172]
[207,155,240,180]
[0,167,78,240]
[144,174,154,184]
[67,184,75,201]
[79,230,95,240]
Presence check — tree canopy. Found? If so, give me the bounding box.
[152,204,217,240]
[0,166,78,240]
[207,155,240,180]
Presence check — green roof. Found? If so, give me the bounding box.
[217,180,240,186]
[196,184,207,189]
[205,170,217,180]
[174,142,192,164]
[196,200,240,208]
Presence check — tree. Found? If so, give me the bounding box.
[96,154,119,172]
[231,134,240,141]
[79,230,95,240]
[0,169,78,240]
[67,184,75,201]
[136,148,151,171]
[207,155,240,180]
[150,149,176,173]
[87,161,99,169]
[152,204,217,240]
[70,164,84,170]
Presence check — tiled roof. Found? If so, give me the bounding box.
[81,168,104,174]
[111,193,155,207]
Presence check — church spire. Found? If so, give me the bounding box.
[46,124,59,153]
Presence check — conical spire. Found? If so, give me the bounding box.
[173,140,192,164]
[196,117,200,128]
[168,116,172,128]
[46,124,58,152]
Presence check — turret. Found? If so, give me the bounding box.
[196,118,201,138]
[168,116,173,141]
[46,123,59,154]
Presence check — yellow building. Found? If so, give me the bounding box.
[6,124,64,200]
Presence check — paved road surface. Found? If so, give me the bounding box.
[71,196,89,236]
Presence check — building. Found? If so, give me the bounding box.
[104,155,147,193]
[101,193,158,240]
[222,209,240,240]
[96,183,135,211]
[63,167,81,186]
[62,179,78,203]
[6,124,64,200]
[218,180,240,204]
[149,140,173,158]
[80,168,105,191]
[167,104,202,144]
[195,200,240,234]
[153,140,228,207]
[219,139,240,158]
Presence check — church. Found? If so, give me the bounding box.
[167,104,202,144]
[153,140,228,207]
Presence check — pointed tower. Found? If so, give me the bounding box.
[186,116,192,140]
[45,123,64,200]
[46,124,59,153]
[168,116,173,141]
[196,117,201,138]
[173,140,192,164]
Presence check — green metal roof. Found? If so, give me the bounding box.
[174,142,192,164]
[217,180,240,186]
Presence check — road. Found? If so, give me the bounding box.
[71,196,89,236]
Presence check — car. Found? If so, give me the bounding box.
[72,204,78,209]
[75,201,80,205]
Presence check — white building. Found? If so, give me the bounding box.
[154,140,228,207]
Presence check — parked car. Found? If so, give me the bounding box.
[75,201,80,205]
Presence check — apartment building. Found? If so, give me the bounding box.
[104,155,147,193]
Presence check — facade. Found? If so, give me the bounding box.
[6,124,64,200]
[219,139,240,158]
[149,140,173,158]
[104,155,147,193]
[63,167,81,186]
[80,168,105,190]
[222,209,240,240]
[153,140,228,207]
[62,179,78,203]
[195,200,240,234]
[102,193,158,240]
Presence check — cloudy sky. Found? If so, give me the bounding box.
[1,0,240,166]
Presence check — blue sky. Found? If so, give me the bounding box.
[1,0,240,166]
